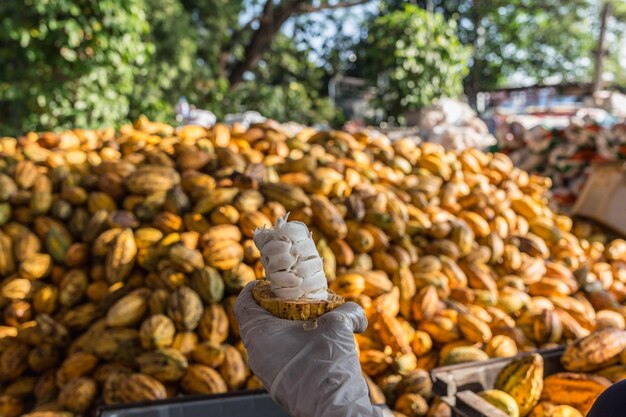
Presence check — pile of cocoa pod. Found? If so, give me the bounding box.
[476,328,626,417]
[0,116,625,417]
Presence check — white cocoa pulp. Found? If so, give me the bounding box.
[253,214,328,300]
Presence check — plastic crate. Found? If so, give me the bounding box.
[97,389,391,417]
[430,347,565,417]
[96,390,290,417]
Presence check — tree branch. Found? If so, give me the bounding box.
[295,0,372,14]
[227,0,370,89]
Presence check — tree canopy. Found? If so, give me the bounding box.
[0,0,151,132]
[1,0,624,133]
[364,5,470,118]
[382,0,600,95]
[0,0,364,134]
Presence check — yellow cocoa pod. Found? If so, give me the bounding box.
[246,375,265,390]
[210,204,240,225]
[259,183,310,211]
[137,348,188,382]
[55,352,98,386]
[310,194,347,239]
[0,341,29,381]
[485,335,518,358]
[374,313,411,354]
[394,393,428,417]
[91,328,141,366]
[0,233,16,276]
[238,212,272,239]
[58,269,88,308]
[148,289,170,315]
[393,351,418,376]
[331,273,365,298]
[359,349,393,376]
[0,395,23,417]
[529,219,562,245]
[419,316,460,344]
[3,300,32,327]
[153,212,183,234]
[562,328,626,372]
[103,370,129,405]
[532,309,563,344]
[595,310,625,330]
[190,266,224,305]
[395,369,432,398]
[19,253,52,280]
[169,244,204,273]
[192,342,226,368]
[125,165,181,195]
[58,377,96,413]
[541,372,610,415]
[120,373,167,403]
[4,376,36,398]
[372,287,400,318]
[458,313,492,343]
[232,190,264,214]
[459,212,491,238]
[346,224,372,253]
[330,239,355,267]
[219,345,249,390]
[511,197,543,219]
[139,314,176,349]
[172,331,198,358]
[494,353,544,417]
[105,228,137,283]
[223,263,256,293]
[198,304,229,344]
[479,389,520,417]
[181,364,228,395]
[415,350,439,372]
[426,397,452,417]
[28,344,59,373]
[203,225,241,244]
[106,293,147,328]
[411,331,433,357]
[441,346,489,366]
[528,278,572,298]
[167,287,203,331]
[411,285,439,322]
[596,364,626,382]
[34,370,58,405]
[202,239,244,270]
[529,402,583,417]
[361,270,393,297]
[358,224,387,252]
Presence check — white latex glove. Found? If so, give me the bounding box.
[234,281,383,417]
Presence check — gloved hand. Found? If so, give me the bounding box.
[234,281,384,417]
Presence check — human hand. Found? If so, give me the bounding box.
[234,281,383,417]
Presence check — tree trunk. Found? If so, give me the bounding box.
[464,0,482,108]
[592,2,612,93]
[227,0,370,89]
[228,1,304,89]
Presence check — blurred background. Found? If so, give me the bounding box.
[0,0,625,134]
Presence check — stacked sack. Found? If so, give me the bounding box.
[418,98,497,151]
[0,117,625,416]
[497,117,626,207]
